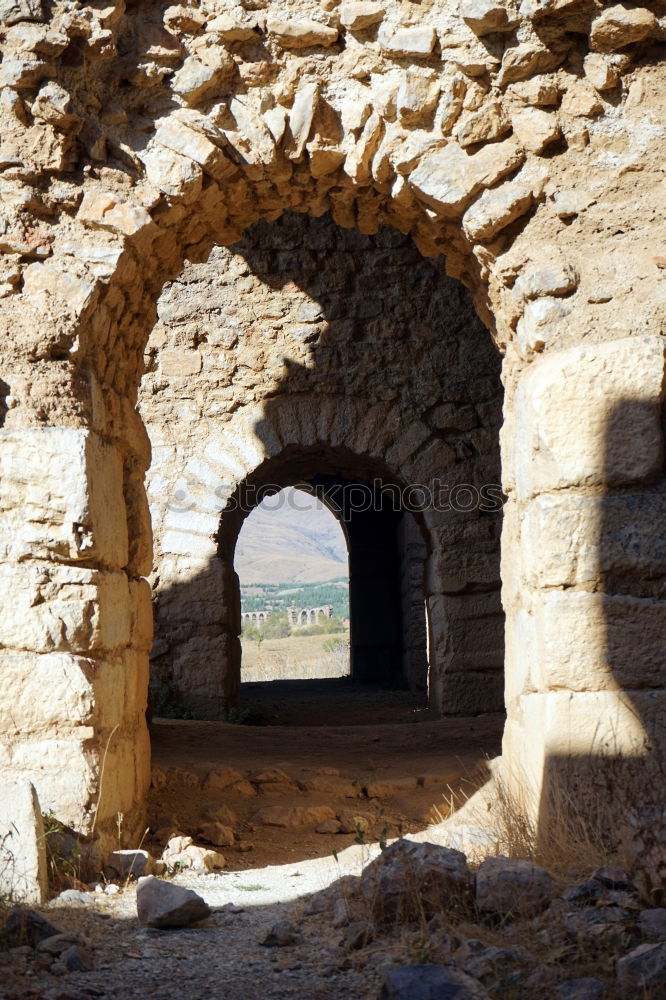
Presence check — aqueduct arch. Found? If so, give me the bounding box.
[0,1,664,857]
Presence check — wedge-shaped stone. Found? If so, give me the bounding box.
[153,117,234,180]
[137,876,210,927]
[409,138,524,218]
[463,181,533,241]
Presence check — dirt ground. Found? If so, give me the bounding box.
[147,680,504,871]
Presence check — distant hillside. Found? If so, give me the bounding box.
[235,486,348,584]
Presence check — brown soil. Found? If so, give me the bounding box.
[147,680,504,871]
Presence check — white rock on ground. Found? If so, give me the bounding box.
[136,875,211,928]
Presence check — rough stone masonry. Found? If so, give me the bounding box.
[0,0,664,879]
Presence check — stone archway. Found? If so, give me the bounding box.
[0,0,664,857]
[141,211,504,721]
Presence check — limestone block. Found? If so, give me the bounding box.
[0,428,128,569]
[583,53,619,92]
[153,118,234,181]
[339,3,385,31]
[171,55,232,105]
[510,107,560,153]
[463,181,534,242]
[78,191,152,236]
[0,564,130,654]
[512,337,666,498]
[409,138,524,218]
[396,73,440,127]
[532,591,666,693]
[456,102,510,148]
[515,297,571,354]
[513,263,579,302]
[286,82,319,160]
[266,17,338,49]
[590,5,656,53]
[378,24,436,57]
[0,651,95,731]
[206,14,257,42]
[140,145,203,201]
[161,529,218,559]
[3,735,99,833]
[498,43,561,86]
[520,492,666,589]
[0,780,47,904]
[22,261,96,314]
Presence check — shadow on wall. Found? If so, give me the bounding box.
[145,213,505,722]
[536,395,666,886]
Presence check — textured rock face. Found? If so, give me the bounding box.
[0,0,663,858]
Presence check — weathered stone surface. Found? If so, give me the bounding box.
[617,942,666,989]
[359,841,473,923]
[463,182,534,241]
[266,17,338,49]
[476,856,552,917]
[0,781,47,903]
[511,337,666,498]
[136,875,211,927]
[107,849,154,878]
[461,0,517,36]
[409,138,524,217]
[0,0,44,25]
[378,24,436,57]
[555,979,604,1000]
[340,3,385,31]
[511,107,560,152]
[590,6,656,53]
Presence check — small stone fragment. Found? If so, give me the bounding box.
[61,944,94,972]
[476,856,552,917]
[261,919,299,947]
[380,964,490,999]
[617,941,666,989]
[136,875,211,928]
[639,908,666,940]
[555,979,604,1000]
[340,920,374,950]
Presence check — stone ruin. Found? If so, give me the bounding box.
[0,0,664,890]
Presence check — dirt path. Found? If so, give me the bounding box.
[148,683,504,871]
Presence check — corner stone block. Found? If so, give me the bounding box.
[0,428,128,569]
[0,780,48,904]
[0,565,130,654]
[533,590,666,693]
[512,337,666,498]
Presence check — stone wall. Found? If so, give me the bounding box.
[140,212,504,717]
[0,0,664,857]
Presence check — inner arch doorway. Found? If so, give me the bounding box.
[231,472,429,694]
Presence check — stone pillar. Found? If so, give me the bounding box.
[500,336,666,838]
[0,425,152,855]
